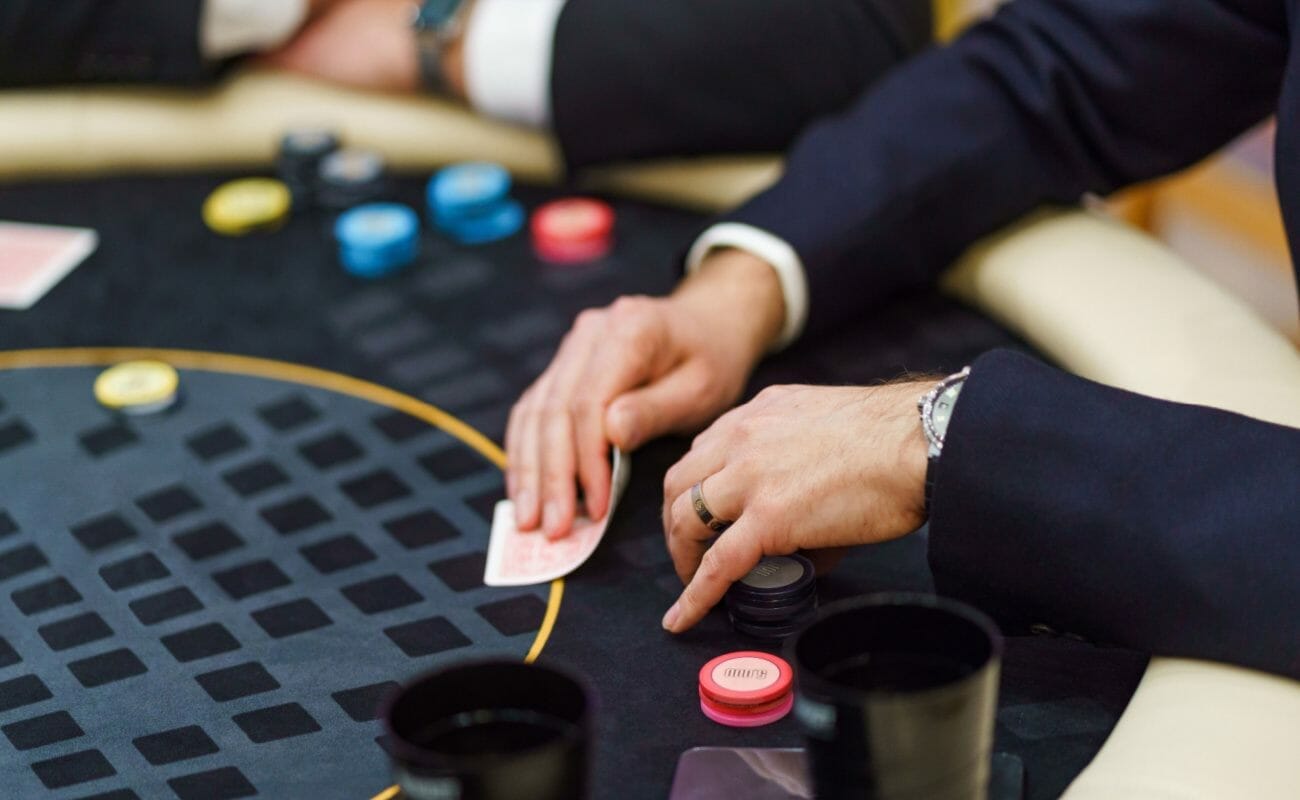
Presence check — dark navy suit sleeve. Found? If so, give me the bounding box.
[550,0,931,171]
[929,350,1300,681]
[721,0,1288,335]
[0,1,207,87]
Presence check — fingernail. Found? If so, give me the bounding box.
[543,502,561,537]
[661,602,681,632]
[610,405,639,449]
[515,491,534,527]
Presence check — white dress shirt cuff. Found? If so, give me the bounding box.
[463,0,566,128]
[201,0,309,60]
[685,223,810,350]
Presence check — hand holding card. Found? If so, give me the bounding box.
[485,448,630,587]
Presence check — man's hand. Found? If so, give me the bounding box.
[506,249,786,540]
[259,0,422,93]
[659,381,933,633]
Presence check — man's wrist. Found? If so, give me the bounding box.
[674,249,785,360]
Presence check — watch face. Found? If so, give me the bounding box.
[931,383,962,439]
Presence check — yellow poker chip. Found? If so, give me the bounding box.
[202,178,292,236]
[94,361,180,415]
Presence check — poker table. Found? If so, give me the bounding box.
[0,171,1159,800]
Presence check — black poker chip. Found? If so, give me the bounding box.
[276,128,341,205]
[730,606,820,642]
[316,148,390,210]
[725,554,816,604]
[726,591,818,622]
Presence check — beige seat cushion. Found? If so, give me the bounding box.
[5,70,1299,797]
[945,209,1300,798]
[0,68,779,212]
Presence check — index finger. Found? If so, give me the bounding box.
[662,517,764,633]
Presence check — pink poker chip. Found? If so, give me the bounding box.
[700,693,794,728]
[698,651,794,707]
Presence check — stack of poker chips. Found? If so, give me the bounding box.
[530,198,615,264]
[317,148,391,210]
[698,651,795,728]
[275,128,341,205]
[724,554,819,642]
[333,203,420,279]
[427,162,524,244]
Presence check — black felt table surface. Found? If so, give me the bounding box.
[0,173,1146,799]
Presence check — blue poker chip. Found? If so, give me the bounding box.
[437,199,525,245]
[428,162,512,221]
[333,203,420,278]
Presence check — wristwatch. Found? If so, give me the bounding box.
[410,0,471,93]
[917,366,970,509]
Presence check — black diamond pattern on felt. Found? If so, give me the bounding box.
[0,510,16,538]
[465,488,502,523]
[257,395,320,431]
[232,702,321,743]
[133,725,219,765]
[341,574,422,615]
[129,587,203,626]
[340,469,411,508]
[77,422,137,457]
[0,419,35,454]
[67,648,147,688]
[186,423,249,461]
[134,484,202,522]
[168,766,257,800]
[428,551,486,592]
[195,662,280,703]
[0,674,52,712]
[475,595,547,636]
[0,542,48,580]
[38,611,113,651]
[298,431,364,469]
[383,616,471,657]
[2,710,84,750]
[30,748,116,789]
[12,576,82,615]
[0,635,18,668]
[222,459,289,497]
[212,559,290,600]
[419,446,489,483]
[384,509,459,550]
[371,409,430,443]
[173,521,245,561]
[161,623,241,663]
[70,514,136,552]
[99,552,170,590]
[259,495,331,535]
[251,598,332,639]
[299,534,376,574]
[332,681,399,723]
[76,790,140,800]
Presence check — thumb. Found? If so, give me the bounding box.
[606,363,715,451]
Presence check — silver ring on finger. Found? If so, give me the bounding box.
[690,480,733,533]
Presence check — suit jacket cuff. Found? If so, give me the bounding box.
[200,0,308,59]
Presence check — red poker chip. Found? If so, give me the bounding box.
[531,198,614,264]
[698,651,793,708]
[698,686,791,716]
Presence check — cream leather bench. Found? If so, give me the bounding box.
[4,68,1299,798]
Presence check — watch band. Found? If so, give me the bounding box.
[411,0,469,94]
